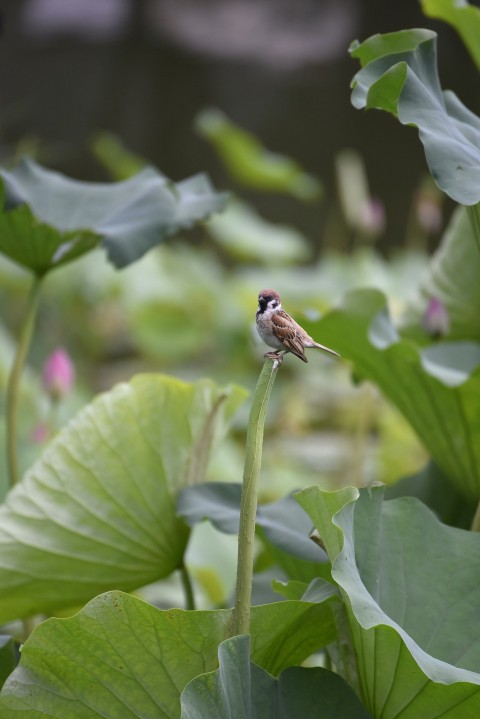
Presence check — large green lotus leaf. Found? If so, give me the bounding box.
[180,634,372,718]
[0,589,338,718]
[296,486,480,719]
[350,29,480,205]
[0,375,246,623]
[304,289,480,500]
[0,158,227,272]
[401,206,480,341]
[421,0,480,72]
[195,108,322,201]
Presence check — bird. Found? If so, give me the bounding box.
[256,288,339,363]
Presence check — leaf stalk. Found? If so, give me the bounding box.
[180,563,196,610]
[6,274,43,486]
[232,357,280,636]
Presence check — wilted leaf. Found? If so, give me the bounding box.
[0,590,338,718]
[181,634,371,718]
[350,29,480,205]
[0,158,227,272]
[296,485,480,719]
[0,375,246,623]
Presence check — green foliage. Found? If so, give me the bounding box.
[206,199,311,264]
[91,131,147,180]
[421,0,480,71]
[387,460,475,529]
[303,289,480,501]
[0,375,246,623]
[195,108,322,201]
[178,482,326,562]
[401,206,480,341]
[296,486,480,718]
[0,591,339,717]
[181,634,372,718]
[2,11,480,713]
[350,29,480,206]
[0,158,227,272]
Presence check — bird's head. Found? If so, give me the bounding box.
[257,289,281,315]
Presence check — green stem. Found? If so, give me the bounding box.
[466,204,480,253]
[180,563,196,610]
[232,357,280,636]
[6,275,43,487]
[471,501,480,532]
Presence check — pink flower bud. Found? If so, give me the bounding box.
[416,189,442,234]
[423,298,450,338]
[358,197,386,236]
[43,348,75,401]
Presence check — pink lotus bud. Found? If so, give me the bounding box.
[43,348,75,401]
[358,197,386,236]
[423,298,450,338]
[416,189,442,234]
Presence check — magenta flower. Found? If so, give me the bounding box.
[43,347,75,401]
[423,297,450,338]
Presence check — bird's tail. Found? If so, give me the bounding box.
[314,342,340,358]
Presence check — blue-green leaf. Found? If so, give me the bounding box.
[181,635,371,718]
[177,482,327,563]
[303,289,480,500]
[0,158,227,272]
[296,485,480,718]
[350,29,480,204]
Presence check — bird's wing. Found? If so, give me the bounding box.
[271,311,308,362]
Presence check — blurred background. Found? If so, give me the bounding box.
[1,0,478,243]
[0,0,478,602]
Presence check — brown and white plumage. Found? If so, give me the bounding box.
[256,288,339,363]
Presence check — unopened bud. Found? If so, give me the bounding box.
[416,189,442,234]
[423,297,449,338]
[358,197,386,236]
[43,347,75,401]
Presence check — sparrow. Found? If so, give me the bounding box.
[256,289,339,363]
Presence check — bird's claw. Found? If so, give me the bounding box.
[264,351,284,368]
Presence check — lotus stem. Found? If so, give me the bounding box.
[232,357,280,636]
[180,563,196,611]
[6,275,43,487]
